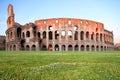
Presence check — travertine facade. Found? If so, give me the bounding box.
[6,4,114,51]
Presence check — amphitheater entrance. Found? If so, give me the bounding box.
[86,45,89,51]
[55,44,59,51]
[13,45,16,51]
[62,45,66,51]
[101,46,103,51]
[42,45,47,51]
[31,45,36,51]
[20,39,25,50]
[96,46,99,51]
[68,45,73,51]
[91,45,95,51]
[75,45,79,51]
[48,44,53,51]
[26,45,30,50]
[81,45,84,51]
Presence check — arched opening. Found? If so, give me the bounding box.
[68,30,72,40]
[96,33,99,42]
[86,31,89,39]
[26,31,30,37]
[81,45,84,51]
[26,45,30,50]
[32,26,37,37]
[96,46,99,51]
[55,44,59,51]
[10,45,12,51]
[91,45,95,51]
[96,28,98,32]
[68,45,73,51]
[17,27,21,39]
[48,26,53,30]
[48,44,53,51]
[21,40,25,50]
[31,45,36,51]
[86,45,89,51]
[80,31,84,40]
[22,32,25,38]
[61,30,66,39]
[100,34,103,42]
[13,45,16,51]
[74,31,78,40]
[101,46,103,51]
[75,45,79,51]
[55,30,59,40]
[10,32,13,39]
[43,31,46,39]
[74,25,78,30]
[62,45,66,51]
[104,46,107,51]
[91,32,94,40]
[49,31,53,40]
[42,45,47,51]
[38,32,41,39]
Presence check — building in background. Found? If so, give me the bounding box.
[5,4,114,51]
[0,35,6,50]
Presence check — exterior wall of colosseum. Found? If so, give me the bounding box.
[5,4,114,51]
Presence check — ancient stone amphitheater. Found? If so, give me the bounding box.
[6,4,114,51]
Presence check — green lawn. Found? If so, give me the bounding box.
[0,51,120,80]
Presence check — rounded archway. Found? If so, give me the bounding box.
[75,45,79,51]
[55,44,59,51]
[81,45,84,51]
[61,45,66,51]
[31,45,36,51]
[86,45,89,51]
[26,45,30,50]
[68,45,73,51]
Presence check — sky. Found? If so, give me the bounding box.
[0,0,120,44]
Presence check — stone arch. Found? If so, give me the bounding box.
[38,32,41,38]
[86,45,89,51]
[68,45,73,51]
[10,45,12,51]
[81,45,84,51]
[26,45,30,50]
[74,25,78,30]
[96,33,99,42]
[48,26,53,30]
[68,30,73,40]
[17,27,21,39]
[86,31,89,39]
[31,45,36,51]
[55,44,59,51]
[80,31,84,40]
[100,33,103,42]
[91,45,95,51]
[10,31,13,39]
[26,31,30,37]
[55,30,59,39]
[75,45,79,51]
[74,31,78,40]
[13,45,16,51]
[20,40,25,50]
[91,32,94,40]
[43,31,46,39]
[42,45,47,50]
[96,46,99,51]
[48,44,53,51]
[104,46,107,51]
[22,32,25,38]
[61,45,66,51]
[61,30,66,39]
[101,46,103,51]
[49,31,53,40]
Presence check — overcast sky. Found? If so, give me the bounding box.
[0,0,120,43]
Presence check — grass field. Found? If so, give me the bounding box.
[0,51,120,80]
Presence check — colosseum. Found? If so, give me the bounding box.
[6,4,114,51]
